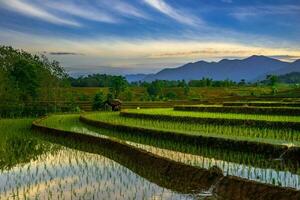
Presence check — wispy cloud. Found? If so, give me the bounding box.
[269,55,300,62]
[45,1,118,24]
[143,0,203,26]
[0,0,80,26]
[230,5,300,20]
[2,28,300,73]
[102,1,148,19]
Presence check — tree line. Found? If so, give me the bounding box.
[0,46,72,117]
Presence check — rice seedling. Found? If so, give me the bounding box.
[2,114,300,199]
[0,116,201,199]
[223,102,300,107]
[174,105,300,116]
[34,114,300,189]
[81,112,300,146]
[123,108,300,122]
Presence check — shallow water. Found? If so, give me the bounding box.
[0,144,196,200]
[72,126,300,189]
[1,121,300,200]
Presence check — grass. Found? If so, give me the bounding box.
[124,108,300,122]
[83,112,300,146]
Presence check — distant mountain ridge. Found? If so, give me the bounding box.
[125,73,150,82]
[136,56,300,82]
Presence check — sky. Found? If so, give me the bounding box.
[0,0,300,76]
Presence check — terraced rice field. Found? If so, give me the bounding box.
[82,111,300,146]
[0,118,198,199]
[36,115,300,188]
[174,105,300,116]
[223,101,300,107]
[122,108,300,122]
[2,100,300,199]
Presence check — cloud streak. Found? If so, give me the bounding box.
[0,0,80,26]
[143,0,202,26]
[230,5,300,20]
[45,1,118,24]
[102,1,148,19]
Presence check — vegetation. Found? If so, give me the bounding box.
[123,108,300,122]
[223,101,300,107]
[174,105,300,116]
[82,112,300,146]
[92,92,106,111]
[69,74,128,87]
[0,46,73,117]
[0,118,53,170]
[277,72,300,84]
[35,114,300,188]
[67,72,300,104]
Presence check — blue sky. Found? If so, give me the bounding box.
[0,0,300,75]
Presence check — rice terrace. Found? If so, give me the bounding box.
[1,0,300,200]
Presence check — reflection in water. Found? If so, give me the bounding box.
[1,122,299,199]
[0,147,195,200]
[72,126,300,189]
[130,142,300,189]
[0,137,55,170]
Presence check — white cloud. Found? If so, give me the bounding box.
[230,5,300,20]
[1,28,299,62]
[0,0,80,26]
[104,1,148,19]
[45,1,118,24]
[143,0,203,26]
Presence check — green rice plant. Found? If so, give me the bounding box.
[223,102,300,107]
[82,112,300,147]
[124,108,300,122]
[174,105,300,116]
[120,108,300,130]
[37,114,276,168]
[35,114,300,191]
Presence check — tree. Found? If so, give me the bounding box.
[9,58,39,101]
[0,45,71,116]
[267,75,278,87]
[184,84,190,96]
[123,88,133,101]
[109,76,128,98]
[238,79,246,86]
[266,75,279,95]
[106,92,114,102]
[92,92,105,111]
[147,81,163,99]
[165,91,177,100]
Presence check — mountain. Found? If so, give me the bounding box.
[271,59,300,75]
[143,56,300,82]
[125,73,151,82]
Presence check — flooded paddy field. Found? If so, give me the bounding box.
[1,111,300,200]
[0,119,198,200]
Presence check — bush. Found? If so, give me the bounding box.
[92,92,105,111]
[165,91,177,100]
